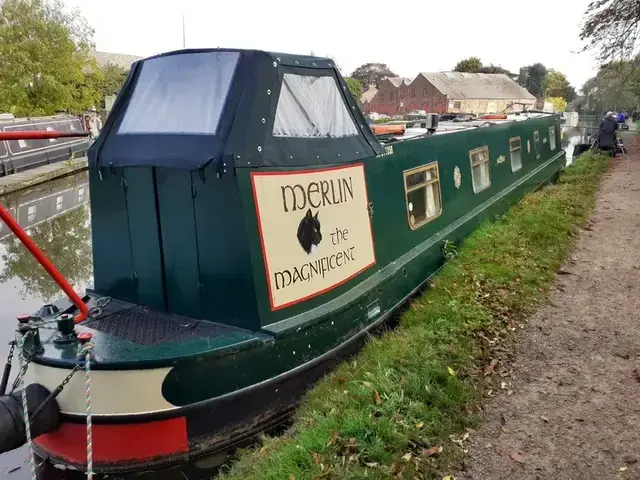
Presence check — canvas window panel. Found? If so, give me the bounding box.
[273,74,358,138]
[118,51,239,135]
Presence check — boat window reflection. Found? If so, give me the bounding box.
[549,125,557,151]
[470,146,491,193]
[403,162,442,229]
[510,137,523,172]
[534,131,541,159]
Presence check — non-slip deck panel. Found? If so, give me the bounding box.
[83,299,244,346]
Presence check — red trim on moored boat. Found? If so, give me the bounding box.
[34,417,188,465]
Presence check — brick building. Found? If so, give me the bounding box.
[366,71,535,116]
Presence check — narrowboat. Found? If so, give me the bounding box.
[0,114,90,177]
[0,49,566,475]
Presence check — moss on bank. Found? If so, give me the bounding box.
[219,152,610,480]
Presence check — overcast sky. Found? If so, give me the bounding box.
[63,0,600,90]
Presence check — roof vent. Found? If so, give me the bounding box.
[424,113,439,134]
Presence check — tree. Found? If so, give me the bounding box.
[544,70,577,102]
[0,0,101,116]
[478,64,515,76]
[453,57,515,76]
[98,64,128,98]
[581,60,639,114]
[350,63,397,89]
[580,0,640,63]
[344,77,363,103]
[517,63,548,97]
[453,56,483,72]
[546,97,568,112]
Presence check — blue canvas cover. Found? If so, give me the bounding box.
[89,49,383,170]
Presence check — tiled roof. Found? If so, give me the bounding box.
[417,72,535,100]
[388,77,413,87]
[360,87,378,103]
[92,51,143,70]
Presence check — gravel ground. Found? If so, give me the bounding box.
[456,139,640,480]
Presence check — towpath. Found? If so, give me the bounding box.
[456,136,640,480]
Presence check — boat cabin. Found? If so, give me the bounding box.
[88,49,383,332]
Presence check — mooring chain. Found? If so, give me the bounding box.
[78,340,95,479]
[17,333,37,480]
[87,296,112,319]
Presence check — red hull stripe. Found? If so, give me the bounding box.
[34,417,188,464]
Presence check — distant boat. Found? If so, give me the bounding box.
[0,114,90,177]
[0,48,566,475]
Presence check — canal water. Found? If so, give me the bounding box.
[0,127,592,478]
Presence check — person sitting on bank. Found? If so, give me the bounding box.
[597,111,619,156]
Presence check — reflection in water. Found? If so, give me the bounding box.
[562,126,595,165]
[0,206,92,302]
[0,173,222,479]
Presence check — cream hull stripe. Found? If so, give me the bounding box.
[25,364,177,416]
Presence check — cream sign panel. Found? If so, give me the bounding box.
[251,163,376,311]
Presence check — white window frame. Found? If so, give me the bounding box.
[469,146,491,194]
[403,162,442,230]
[510,136,523,172]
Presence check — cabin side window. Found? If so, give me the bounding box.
[549,125,556,151]
[272,74,358,138]
[403,162,442,230]
[0,140,7,157]
[470,146,491,193]
[27,205,36,223]
[533,131,540,159]
[510,137,522,172]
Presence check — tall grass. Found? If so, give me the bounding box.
[219,152,610,480]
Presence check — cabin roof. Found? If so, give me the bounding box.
[386,112,556,142]
[418,72,536,101]
[90,48,384,170]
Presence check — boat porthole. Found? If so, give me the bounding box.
[273,61,277,67]
[410,215,415,226]
[402,268,408,278]
[257,146,262,152]
[261,118,266,123]
[408,202,413,212]
[267,89,271,95]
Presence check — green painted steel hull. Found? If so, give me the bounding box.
[164,119,565,404]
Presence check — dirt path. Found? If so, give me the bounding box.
[456,138,640,480]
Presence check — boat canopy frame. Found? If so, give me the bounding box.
[89,49,383,171]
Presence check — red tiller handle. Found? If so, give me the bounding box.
[0,204,88,323]
[0,130,91,141]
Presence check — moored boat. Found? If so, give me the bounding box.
[0,48,566,475]
[0,114,90,177]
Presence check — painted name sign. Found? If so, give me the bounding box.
[251,164,376,310]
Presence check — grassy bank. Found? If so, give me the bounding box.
[219,152,610,480]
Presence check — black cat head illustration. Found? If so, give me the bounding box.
[297,208,322,254]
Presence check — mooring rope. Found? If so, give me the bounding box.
[78,340,95,479]
[17,333,37,480]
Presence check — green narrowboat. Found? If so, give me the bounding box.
[0,48,565,474]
